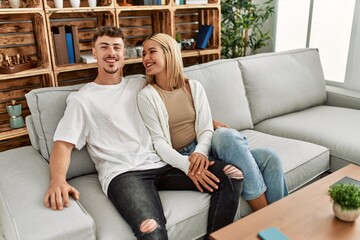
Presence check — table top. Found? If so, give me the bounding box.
[210,164,360,240]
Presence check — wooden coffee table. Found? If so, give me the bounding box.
[210,164,360,240]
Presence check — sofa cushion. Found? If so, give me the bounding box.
[25,84,96,179]
[0,146,96,240]
[254,105,360,172]
[239,48,327,124]
[238,130,329,217]
[241,129,329,191]
[69,174,210,239]
[184,59,253,130]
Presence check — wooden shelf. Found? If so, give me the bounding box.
[0,126,28,141]
[0,0,221,151]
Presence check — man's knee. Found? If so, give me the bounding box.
[139,219,159,233]
[223,165,243,180]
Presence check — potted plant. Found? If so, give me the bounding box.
[221,0,274,58]
[175,33,182,50]
[328,183,360,222]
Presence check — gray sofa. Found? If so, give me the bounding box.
[1,48,359,240]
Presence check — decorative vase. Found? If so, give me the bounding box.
[53,0,63,8]
[6,101,24,129]
[88,0,96,7]
[9,0,21,8]
[70,0,80,7]
[333,202,360,222]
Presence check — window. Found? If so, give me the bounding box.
[275,0,356,84]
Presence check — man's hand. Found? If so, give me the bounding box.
[44,179,80,210]
[213,120,230,129]
[188,152,214,176]
[188,169,220,193]
[45,140,76,210]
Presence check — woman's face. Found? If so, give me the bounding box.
[142,39,166,76]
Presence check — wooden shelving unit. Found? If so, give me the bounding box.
[0,0,221,151]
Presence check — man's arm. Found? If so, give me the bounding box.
[44,140,80,210]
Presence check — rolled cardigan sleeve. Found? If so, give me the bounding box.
[190,80,214,157]
[137,86,190,174]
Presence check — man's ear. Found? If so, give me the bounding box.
[92,48,97,59]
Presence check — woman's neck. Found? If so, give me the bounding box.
[155,72,172,91]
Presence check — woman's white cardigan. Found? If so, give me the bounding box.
[137,79,214,174]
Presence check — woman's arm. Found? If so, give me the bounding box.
[190,80,214,157]
[137,87,190,174]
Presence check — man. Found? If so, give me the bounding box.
[44,26,239,240]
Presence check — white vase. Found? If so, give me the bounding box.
[70,0,80,7]
[9,0,21,8]
[88,0,96,7]
[53,0,63,8]
[333,202,360,222]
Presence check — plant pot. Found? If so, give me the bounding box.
[333,202,360,222]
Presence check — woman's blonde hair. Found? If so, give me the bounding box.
[143,33,187,89]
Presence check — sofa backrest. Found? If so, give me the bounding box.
[184,59,253,131]
[25,84,96,180]
[238,48,327,125]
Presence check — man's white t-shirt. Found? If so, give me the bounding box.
[53,77,167,195]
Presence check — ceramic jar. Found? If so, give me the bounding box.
[70,0,80,7]
[88,0,96,7]
[54,0,63,8]
[9,0,21,8]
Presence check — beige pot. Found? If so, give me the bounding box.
[333,202,360,222]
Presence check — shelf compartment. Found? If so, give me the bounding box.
[0,74,53,126]
[46,10,116,69]
[0,0,43,9]
[0,133,30,152]
[116,9,171,47]
[55,67,98,86]
[44,0,114,9]
[182,53,219,67]
[175,7,220,48]
[116,0,170,8]
[0,12,51,75]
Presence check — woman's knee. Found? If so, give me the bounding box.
[212,128,248,149]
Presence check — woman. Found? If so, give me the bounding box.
[137,33,288,212]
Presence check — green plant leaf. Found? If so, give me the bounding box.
[221,0,274,58]
[329,183,360,210]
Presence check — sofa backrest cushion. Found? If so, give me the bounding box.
[25,84,96,179]
[184,59,253,130]
[238,48,327,125]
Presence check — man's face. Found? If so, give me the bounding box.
[93,35,125,75]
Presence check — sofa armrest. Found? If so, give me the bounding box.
[326,85,360,110]
[0,146,96,240]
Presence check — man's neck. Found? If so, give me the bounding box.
[94,72,122,85]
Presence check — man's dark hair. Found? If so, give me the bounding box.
[93,26,124,43]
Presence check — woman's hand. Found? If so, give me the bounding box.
[188,152,213,176]
[188,169,220,193]
[212,120,230,129]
